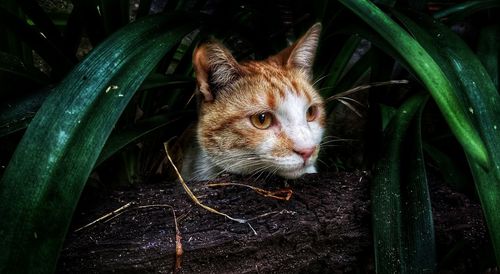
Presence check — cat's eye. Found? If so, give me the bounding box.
[250,112,273,129]
[306,105,318,122]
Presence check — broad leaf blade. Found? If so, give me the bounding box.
[401,98,435,273]
[0,14,195,273]
[96,113,189,166]
[371,94,427,273]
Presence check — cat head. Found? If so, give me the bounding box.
[192,23,324,179]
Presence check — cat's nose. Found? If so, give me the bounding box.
[293,147,315,162]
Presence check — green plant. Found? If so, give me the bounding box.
[0,0,498,272]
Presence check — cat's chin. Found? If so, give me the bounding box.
[277,165,316,179]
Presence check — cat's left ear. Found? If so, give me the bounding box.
[273,23,322,76]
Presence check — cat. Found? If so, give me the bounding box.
[181,23,325,181]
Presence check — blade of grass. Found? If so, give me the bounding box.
[372,93,428,273]
[338,0,489,171]
[319,35,361,97]
[423,142,469,191]
[468,158,500,265]
[138,73,193,91]
[433,0,500,22]
[380,104,397,130]
[0,14,196,273]
[0,89,50,138]
[401,97,435,273]
[331,48,373,95]
[477,25,499,90]
[95,112,193,166]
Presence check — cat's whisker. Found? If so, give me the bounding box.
[317,158,328,168]
[336,98,363,117]
[320,139,354,145]
[312,74,329,87]
[317,86,336,92]
[321,135,352,140]
[252,167,271,182]
[336,96,365,107]
[212,158,263,178]
[325,79,409,102]
[320,145,341,149]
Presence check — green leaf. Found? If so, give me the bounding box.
[380,104,397,130]
[319,35,361,97]
[433,0,500,22]
[468,158,500,266]
[139,73,194,91]
[423,142,468,191]
[96,112,189,166]
[0,14,196,273]
[477,25,500,90]
[371,93,428,273]
[338,0,489,173]
[401,98,435,273]
[332,48,372,95]
[0,89,50,138]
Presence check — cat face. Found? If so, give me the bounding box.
[192,24,324,179]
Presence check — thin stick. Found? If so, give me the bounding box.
[326,79,409,102]
[135,204,183,273]
[163,141,247,224]
[171,207,183,274]
[206,182,293,201]
[74,202,133,232]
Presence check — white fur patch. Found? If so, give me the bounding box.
[277,89,323,152]
[255,89,324,178]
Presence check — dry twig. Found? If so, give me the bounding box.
[163,141,247,224]
[74,202,133,232]
[207,182,293,201]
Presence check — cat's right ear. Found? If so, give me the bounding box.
[192,42,242,102]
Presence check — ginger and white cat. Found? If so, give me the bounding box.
[181,23,325,180]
